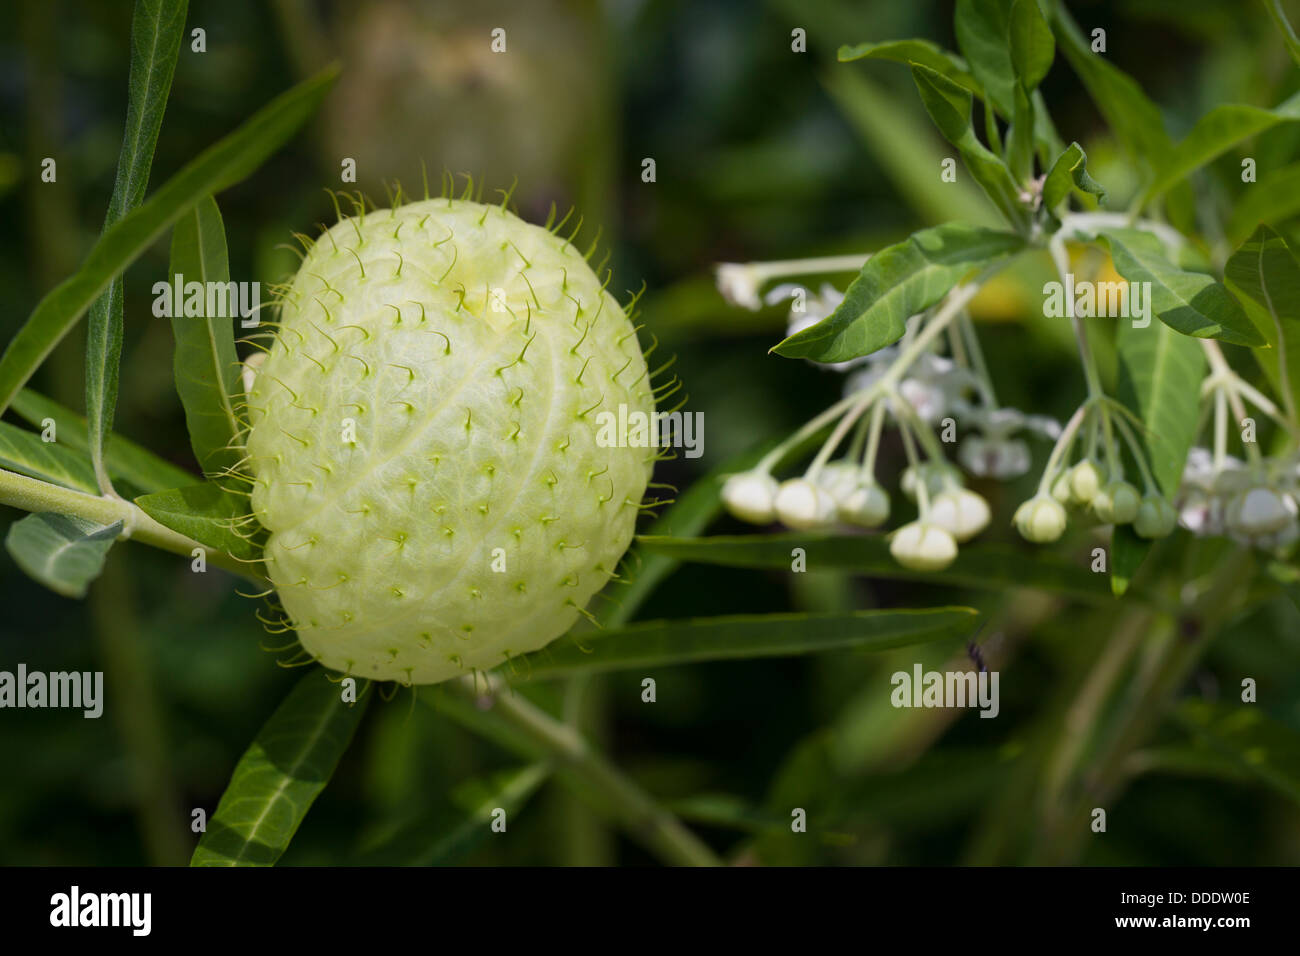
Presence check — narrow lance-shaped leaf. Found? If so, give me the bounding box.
[1223,224,1300,421]
[4,513,123,599]
[955,0,1017,117]
[10,388,196,494]
[773,220,1024,363]
[1042,141,1106,212]
[1044,0,1172,168]
[1265,0,1300,69]
[1226,162,1300,244]
[1115,305,1207,499]
[1142,92,1300,206]
[354,764,549,866]
[510,607,979,681]
[1008,0,1054,91]
[1104,231,1265,346]
[167,195,244,476]
[0,65,338,417]
[836,39,982,95]
[637,533,1114,603]
[135,481,263,563]
[1110,523,1151,598]
[191,670,370,866]
[0,422,99,494]
[86,0,188,494]
[910,64,1030,231]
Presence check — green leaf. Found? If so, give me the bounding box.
[10,388,196,494]
[86,0,188,493]
[0,422,98,493]
[1115,313,1207,498]
[910,64,1029,230]
[134,482,261,563]
[354,764,549,866]
[167,196,244,476]
[1110,523,1151,597]
[1006,82,1036,183]
[511,608,979,680]
[1226,161,1300,244]
[636,533,1114,603]
[1104,232,1265,346]
[1143,93,1300,205]
[955,0,1017,117]
[772,221,1024,362]
[1042,141,1107,211]
[836,39,982,95]
[0,65,338,417]
[1223,224,1300,420]
[1045,0,1173,167]
[1173,698,1300,807]
[1009,0,1054,91]
[4,513,123,599]
[191,670,370,866]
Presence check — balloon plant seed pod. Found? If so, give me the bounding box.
[245,197,657,685]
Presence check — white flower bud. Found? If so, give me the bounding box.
[1227,486,1297,536]
[715,263,762,311]
[1092,480,1140,525]
[928,488,991,542]
[838,481,890,528]
[774,478,836,530]
[721,471,779,525]
[1134,495,1177,539]
[815,461,861,504]
[889,521,958,571]
[1069,459,1105,505]
[1050,471,1073,504]
[901,463,962,501]
[1014,495,1068,543]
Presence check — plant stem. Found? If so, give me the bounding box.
[0,468,261,581]
[455,674,722,867]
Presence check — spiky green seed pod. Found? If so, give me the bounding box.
[245,198,655,684]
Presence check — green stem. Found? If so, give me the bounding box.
[0,468,261,581]
[455,675,722,867]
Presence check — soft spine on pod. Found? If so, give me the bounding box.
[243,195,656,684]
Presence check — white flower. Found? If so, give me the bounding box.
[959,435,1031,479]
[890,521,958,571]
[721,471,780,525]
[715,263,763,311]
[774,478,836,530]
[1226,486,1297,536]
[898,378,947,423]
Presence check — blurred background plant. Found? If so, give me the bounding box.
[2,0,1299,865]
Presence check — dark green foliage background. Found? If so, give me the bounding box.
[1,0,1298,865]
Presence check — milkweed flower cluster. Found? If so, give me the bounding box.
[715,262,1056,571]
